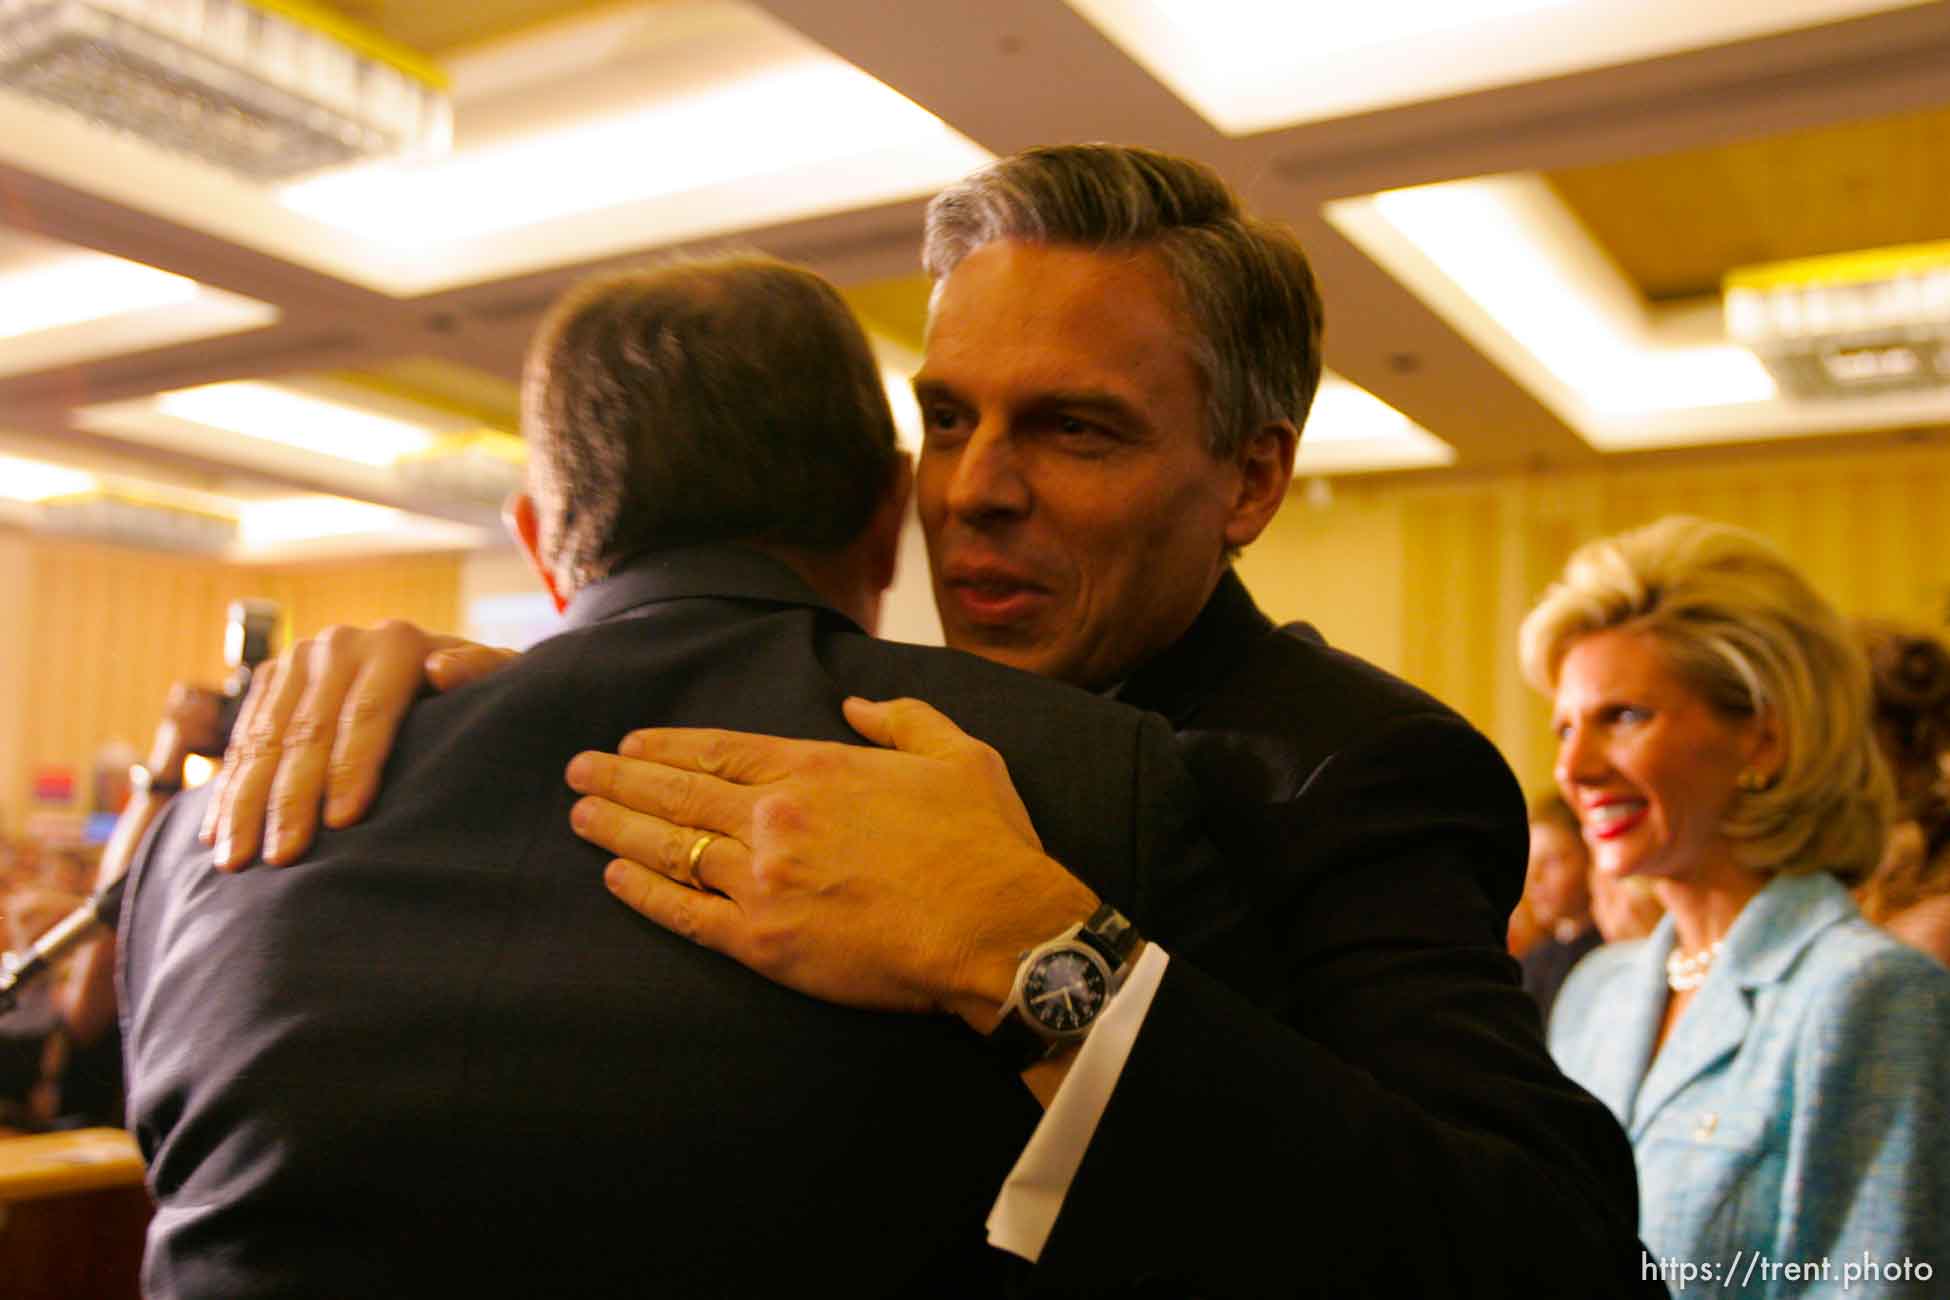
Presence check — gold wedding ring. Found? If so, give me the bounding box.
[684,832,716,887]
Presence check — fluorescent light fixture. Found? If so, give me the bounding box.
[1359,175,1775,415]
[156,381,439,466]
[281,59,976,245]
[0,453,97,500]
[1065,0,1930,135]
[1366,179,1777,413]
[0,237,277,377]
[1306,377,1430,442]
[1325,173,1950,453]
[0,0,450,179]
[1129,0,1570,61]
[236,494,404,546]
[231,492,485,557]
[1297,375,1454,474]
[0,252,197,339]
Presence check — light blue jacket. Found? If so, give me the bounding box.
[1551,871,1950,1298]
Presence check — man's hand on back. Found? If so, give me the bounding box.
[572,696,1101,1031]
[201,621,515,870]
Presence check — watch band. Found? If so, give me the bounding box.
[986,1008,1052,1074]
[985,904,1141,1073]
[1072,904,1139,968]
[129,762,185,798]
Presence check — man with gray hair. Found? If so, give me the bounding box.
[211,147,1654,1296]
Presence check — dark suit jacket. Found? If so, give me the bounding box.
[1033,571,1658,1298]
[118,546,1237,1300]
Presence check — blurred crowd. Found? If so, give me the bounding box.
[0,834,121,1130]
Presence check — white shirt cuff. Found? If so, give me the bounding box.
[985,941,1169,1262]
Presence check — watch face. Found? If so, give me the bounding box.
[1022,948,1108,1034]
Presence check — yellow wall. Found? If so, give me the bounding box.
[1237,441,1950,799]
[1,531,460,837]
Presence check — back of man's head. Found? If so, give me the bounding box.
[922,143,1325,460]
[522,254,901,595]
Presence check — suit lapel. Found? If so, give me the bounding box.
[1579,929,1670,1132]
[1625,872,1855,1140]
[1628,958,1752,1140]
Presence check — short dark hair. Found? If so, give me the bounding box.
[922,144,1324,459]
[522,254,900,592]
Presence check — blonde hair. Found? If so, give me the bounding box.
[1518,515,1890,884]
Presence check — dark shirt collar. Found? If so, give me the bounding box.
[561,544,851,631]
[1110,568,1278,725]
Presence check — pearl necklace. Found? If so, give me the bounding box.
[1665,940,1724,992]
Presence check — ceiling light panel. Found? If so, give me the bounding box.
[1066,0,1933,135]
[153,381,439,466]
[233,493,482,559]
[1326,174,1950,453]
[0,452,96,500]
[273,0,991,293]
[1297,375,1455,475]
[1363,175,1776,417]
[235,494,403,545]
[0,241,275,377]
[72,377,489,519]
[0,251,193,338]
[281,58,980,248]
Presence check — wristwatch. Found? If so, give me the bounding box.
[128,761,184,798]
[986,904,1142,1072]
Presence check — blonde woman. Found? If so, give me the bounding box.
[1525,516,1949,1291]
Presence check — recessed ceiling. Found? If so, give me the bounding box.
[1062,0,1932,135]
[2,0,1948,556]
[1549,101,1950,302]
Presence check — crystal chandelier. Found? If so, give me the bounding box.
[0,0,450,180]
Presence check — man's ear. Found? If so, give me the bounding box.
[1222,421,1298,550]
[504,491,570,614]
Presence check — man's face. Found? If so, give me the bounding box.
[914,240,1263,689]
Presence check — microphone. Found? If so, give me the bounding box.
[206,598,281,756]
[0,878,128,1015]
[0,599,281,1013]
